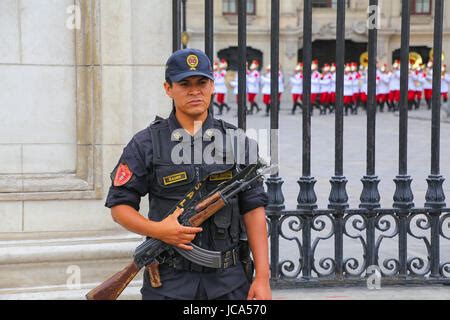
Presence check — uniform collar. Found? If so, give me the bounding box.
[168,109,214,142]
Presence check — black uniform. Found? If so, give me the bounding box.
[105,110,268,300]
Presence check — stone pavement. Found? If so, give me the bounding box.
[216,103,450,274]
[1,282,449,300]
[215,104,450,209]
[272,285,450,300]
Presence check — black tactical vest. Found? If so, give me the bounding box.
[146,117,241,253]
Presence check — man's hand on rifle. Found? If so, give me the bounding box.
[154,207,203,251]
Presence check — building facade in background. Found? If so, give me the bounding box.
[187,0,449,78]
[0,0,449,298]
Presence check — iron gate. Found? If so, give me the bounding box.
[172,0,450,287]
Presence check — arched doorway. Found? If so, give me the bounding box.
[298,40,368,67]
[217,46,263,71]
[392,46,431,65]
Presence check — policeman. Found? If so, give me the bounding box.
[105,48,271,300]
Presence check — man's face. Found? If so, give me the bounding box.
[164,76,214,117]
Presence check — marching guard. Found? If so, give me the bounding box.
[343,64,354,116]
[376,64,391,112]
[261,64,284,116]
[311,59,322,115]
[388,60,401,111]
[424,61,433,110]
[442,64,450,105]
[329,63,337,113]
[319,64,332,115]
[247,59,261,114]
[213,59,230,115]
[289,63,303,114]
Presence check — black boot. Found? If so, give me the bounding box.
[393,102,399,112]
[329,104,335,114]
[247,104,253,114]
[291,102,298,114]
[414,99,420,109]
[408,101,413,110]
[224,103,230,112]
[265,104,270,116]
[319,105,324,115]
[387,101,393,112]
[426,99,431,110]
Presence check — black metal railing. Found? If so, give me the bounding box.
[173,0,450,287]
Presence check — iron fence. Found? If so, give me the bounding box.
[172,0,450,287]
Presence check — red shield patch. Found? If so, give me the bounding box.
[114,163,133,187]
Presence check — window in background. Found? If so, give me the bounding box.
[411,0,432,15]
[312,0,350,8]
[223,0,256,15]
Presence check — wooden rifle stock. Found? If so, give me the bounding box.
[189,197,226,227]
[86,261,141,300]
[194,192,221,212]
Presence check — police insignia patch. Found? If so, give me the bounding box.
[163,172,188,185]
[186,54,199,70]
[209,171,233,181]
[114,163,133,187]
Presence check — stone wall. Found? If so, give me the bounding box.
[0,0,172,235]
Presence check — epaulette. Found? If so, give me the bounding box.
[215,118,238,132]
[149,115,167,128]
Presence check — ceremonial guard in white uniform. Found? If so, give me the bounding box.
[247,60,261,114]
[319,64,332,115]
[261,64,284,116]
[351,62,361,113]
[388,60,401,112]
[343,64,354,116]
[311,60,322,115]
[289,63,303,114]
[441,64,450,105]
[424,61,433,110]
[376,64,391,112]
[213,59,230,115]
[413,65,426,109]
[329,63,336,113]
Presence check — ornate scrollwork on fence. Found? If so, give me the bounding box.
[375,213,400,276]
[439,213,450,278]
[343,213,368,277]
[311,214,336,277]
[278,214,304,278]
[407,213,432,276]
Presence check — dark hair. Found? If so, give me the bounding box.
[165,78,173,86]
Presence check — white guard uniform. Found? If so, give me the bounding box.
[389,70,401,92]
[320,73,332,95]
[214,70,227,94]
[311,70,321,94]
[344,73,354,97]
[442,73,450,94]
[378,73,391,95]
[290,72,303,94]
[261,72,284,94]
[247,70,260,94]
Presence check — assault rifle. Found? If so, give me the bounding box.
[86,161,270,300]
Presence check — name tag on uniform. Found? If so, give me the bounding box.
[209,171,233,181]
[163,172,188,185]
